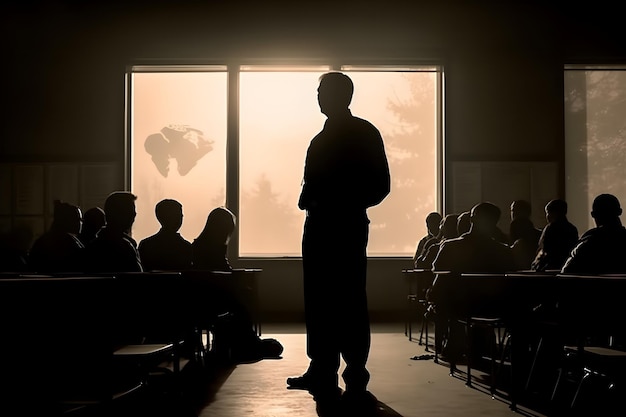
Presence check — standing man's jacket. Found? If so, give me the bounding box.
[298,112,390,213]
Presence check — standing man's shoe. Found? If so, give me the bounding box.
[286,374,316,390]
[341,390,378,412]
[287,374,341,398]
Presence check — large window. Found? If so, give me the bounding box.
[128,64,443,257]
[564,66,626,232]
[129,67,228,244]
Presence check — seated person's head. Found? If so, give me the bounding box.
[545,199,568,223]
[456,211,471,236]
[201,206,236,245]
[439,213,459,240]
[104,191,137,233]
[52,200,82,235]
[426,212,443,236]
[82,207,105,233]
[470,202,501,236]
[155,199,183,232]
[591,193,622,226]
[510,199,532,221]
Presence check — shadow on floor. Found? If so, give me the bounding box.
[315,399,404,417]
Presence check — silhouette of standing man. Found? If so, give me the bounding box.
[287,72,390,407]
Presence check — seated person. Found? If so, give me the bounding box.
[191,206,282,362]
[456,210,471,236]
[561,193,626,274]
[28,200,85,274]
[84,191,142,273]
[413,212,442,267]
[509,199,542,270]
[428,202,517,361]
[531,199,579,271]
[138,199,192,271]
[433,202,517,274]
[192,206,235,271]
[0,225,32,272]
[78,206,105,247]
[415,213,459,270]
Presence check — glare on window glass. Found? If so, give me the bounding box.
[565,69,626,232]
[239,71,327,257]
[239,70,439,256]
[130,71,227,244]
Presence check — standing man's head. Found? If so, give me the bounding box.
[317,72,353,118]
[591,193,622,227]
[470,202,502,237]
[104,191,137,233]
[155,199,183,233]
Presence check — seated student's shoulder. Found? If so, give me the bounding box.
[432,236,466,265]
[440,235,465,247]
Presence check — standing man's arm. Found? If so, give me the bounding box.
[361,127,390,209]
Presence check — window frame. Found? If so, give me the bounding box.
[125,61,445,261]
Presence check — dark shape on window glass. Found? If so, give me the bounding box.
[144,124,214,177]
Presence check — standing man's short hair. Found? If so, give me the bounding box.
[318,72,354,106]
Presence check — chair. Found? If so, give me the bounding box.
[402,269,435,346]
[182,268,262,365]
[550,274,626,413]
[112,272,188,390]
[425,271,458,365]
[457,274,511,397]
[502,271,561,402]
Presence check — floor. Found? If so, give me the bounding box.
[101,322,605,417]
[127,322,555,417]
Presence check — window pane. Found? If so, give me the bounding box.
[239,69,440,257]
[345,71,439,256]
[239,70,327,257]
[564,69,626,232]
[130,71,227,244]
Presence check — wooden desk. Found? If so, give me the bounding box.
[181,268,263,336]
[450,272,560,410]
[0,275,117,414]
[554,273,626,341]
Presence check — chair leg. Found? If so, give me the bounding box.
[424,317,430,352]
[466,322,473,387]
[433,322,439,364]
[525,335,543,391]
[571,369,591,409]
[407,296,414,341]
[419,313,429,351]
[490,329,497,396]
[551,367,564,402]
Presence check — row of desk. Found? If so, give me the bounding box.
[402,268,626,410]
[0,268,262,415]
